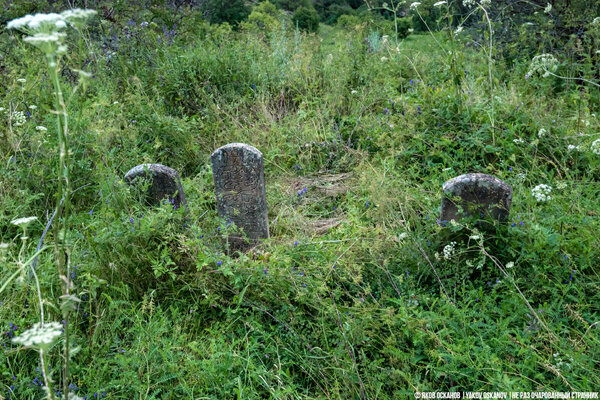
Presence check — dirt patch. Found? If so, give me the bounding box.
[290,172,352,197]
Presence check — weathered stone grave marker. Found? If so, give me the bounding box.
[211,143,269,252]
[124,163,187,212]
[440,173,512,222]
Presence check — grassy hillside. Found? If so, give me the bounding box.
[0,2,599,399]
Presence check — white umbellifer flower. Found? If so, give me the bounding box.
[63,393,85,400]
[11,216,38,226]
[506,261,514,269]
[528,54,558,78]
[12,322,62,347]
[463,0,477,7]
[410,2,421,9]
[12,110,26,126]
[7,14,35,30]
[434,1,447,6]
[538,128,547,138]
[532,184,552,202]
[481,0,491,5]
[36,125,47,131]
[591,139,600,155]
[398,232,409,240]
[17,78,26,83]
[594,17,600,25]
[23,31,66,45]
[567,144,581,151]
[455,26,463,34]
[0,107,5,112]
[351,90,358,95]
[443,241,456,260]
[381,56,388,61]
[544,3,552,13]
[513,138,524,144]
[28,13,64,30]
[29,105,37,109]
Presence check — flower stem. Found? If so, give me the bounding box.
[48,52,71,400]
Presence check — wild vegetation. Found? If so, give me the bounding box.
[1,0,599,398]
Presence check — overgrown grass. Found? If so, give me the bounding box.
[1,3,599,399]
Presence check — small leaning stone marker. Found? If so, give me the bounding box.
[211,143,269,252]
[440,173,512,222]
[124,163,187,211]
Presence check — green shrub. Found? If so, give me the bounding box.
[293,6,320,33]
[201,0,250,25]
[241,1,283,33]
[337,13,364,30]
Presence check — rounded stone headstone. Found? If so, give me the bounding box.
[124,164,187,211]
[440,173,512,222]
[211,143,269,252]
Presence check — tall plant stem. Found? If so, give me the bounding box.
[48,53,71,400]
[479,4,495,144]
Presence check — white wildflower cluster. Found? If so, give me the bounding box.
[567,144,582,152]
[552,353,573,371]
[443,241,457,260]
[513,138,525,144]
[463,0,478,8]
[7,9,96,55]
[410,2,421,10]
[527,54,558,78]
[505,261,514,269]
[12,321,62,348]
[538,128,547,138]
[591,138,600,155]
[593,17,600,25]
[11,216,38,226]
[434,1,447,7]
[544,3,552,13]
[531,184,552,202]
[36,125,47,131]
[12,110,26,126]
[481,0,491,6]
[455,26,464,34]
[64,393,86,400]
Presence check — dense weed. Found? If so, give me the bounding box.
[1,1,599,398]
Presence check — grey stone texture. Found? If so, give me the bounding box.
[440,173,512,222]
[124,164,187,211]
[211,143,269,252]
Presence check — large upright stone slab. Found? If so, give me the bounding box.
[211,143,269,252]
[124,164,187,211]
[440,173,512,222]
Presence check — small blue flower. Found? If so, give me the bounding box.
[89,210,93,215]
[263,269,268,274]
[294,241,298,247]
[217,261,222,266]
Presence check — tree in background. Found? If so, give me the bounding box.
[293,5,320,32]
[201,0,250,25]
[276,0,313,11]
